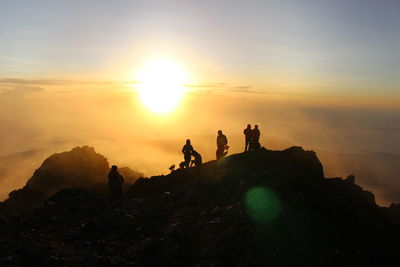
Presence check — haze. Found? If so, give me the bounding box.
[1,0,399,205]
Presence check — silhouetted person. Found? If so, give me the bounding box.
[250,125,261,151]
[182,139,193,168]
[169,164,176,172]
[108,165,124,200]
[179,161,186,169]
[243,124,252,152]
[190,150,202,167]
[216,130,228,160]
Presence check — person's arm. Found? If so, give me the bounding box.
[182,145,185,153]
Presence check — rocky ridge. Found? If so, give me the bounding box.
[0,146,142,216]
[0,146,399,266]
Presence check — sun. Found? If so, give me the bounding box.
[135,60,189,114]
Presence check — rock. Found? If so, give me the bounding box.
[346,175,356,183]
[0,147,399,266]
[0,146,142,216]
[137,237,162,254]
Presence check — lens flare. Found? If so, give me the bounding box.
[244,187,281,224]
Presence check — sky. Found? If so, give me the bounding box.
[0,1,400,204]
[1,0,400,96]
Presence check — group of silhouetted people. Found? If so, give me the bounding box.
[182,139,202,168]
[107,125,262,199]
[179,130,230,170]
[179,125,261,169]
[243,124,260,152]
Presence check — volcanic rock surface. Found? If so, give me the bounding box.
[0,146,399,266]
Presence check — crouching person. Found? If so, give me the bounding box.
[190,150,202,167]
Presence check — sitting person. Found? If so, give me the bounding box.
[190,150,202,167]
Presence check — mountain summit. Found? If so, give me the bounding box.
[0,146,142,216]
[0,146,399,266]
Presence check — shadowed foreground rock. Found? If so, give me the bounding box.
[0,146,399,266]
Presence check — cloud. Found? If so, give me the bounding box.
[0,83,399,206]
[0,78,272,96]
[0,79,67,86]
[186,82,228,88]
[186,82,280,95]
[229,86,274,95]
[0,86,44,99]
[186,82,274,95]
[0,78,138,88]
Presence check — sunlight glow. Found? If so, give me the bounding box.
[135,60,188,114]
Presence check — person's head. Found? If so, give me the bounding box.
[111,165,118,171]
[192,150,198,156]
[247,124,251,129]
[218,130,222,135]
[255,125,258,129]
[186,139,191,145]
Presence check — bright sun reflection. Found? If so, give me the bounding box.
[135,60,188,114]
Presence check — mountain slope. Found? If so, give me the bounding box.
[0,146,399,266]
[319,150,400,204]
[0,146,143,216]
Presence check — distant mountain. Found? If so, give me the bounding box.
[318,150,400,205]
[0,146,399,266]
[0,149,50,201]
[0,146,143,216]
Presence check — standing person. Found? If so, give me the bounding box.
[108,165,124,200]
[182,139,194,168]
[216,130,228,160]
[243,124,252,152]
[251,125,261,151]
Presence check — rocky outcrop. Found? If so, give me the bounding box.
[0,146,399,266]
[0,146,142,216]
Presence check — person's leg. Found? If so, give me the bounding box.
[256,139,260,150]
[110,185,117,200]
[118,184,123,199]
[219,145,226,159]
[216,146,223,159]
[184,154,191,168]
